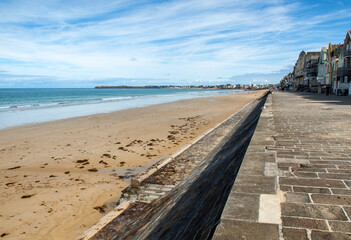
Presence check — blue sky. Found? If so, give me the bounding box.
[0,0,350,87]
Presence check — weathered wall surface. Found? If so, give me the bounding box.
[88,93,268,240]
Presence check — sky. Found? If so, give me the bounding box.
[0,0,350,87]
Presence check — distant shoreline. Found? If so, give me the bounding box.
[94,85,271,90]
[95,86,219,89]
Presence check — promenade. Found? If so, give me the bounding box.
[214,92,351,239]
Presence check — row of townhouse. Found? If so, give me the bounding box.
[281,30,351,96]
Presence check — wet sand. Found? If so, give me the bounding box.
[0,90,266,240]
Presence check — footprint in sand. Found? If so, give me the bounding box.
[99,160,108,166]
[118,147,128,151]
[102,153,112,158]
[77,159,89,165]
[93,204,107,213]
[5,182,16,187]
[167,135,176,141]
[7,166,21,170]
[169,130,180,135]
[21,194,35,199]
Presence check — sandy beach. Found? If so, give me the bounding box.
[0,90,266,240]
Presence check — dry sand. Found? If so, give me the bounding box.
[0,90,266,240]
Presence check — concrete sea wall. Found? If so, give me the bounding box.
[82,92,269,240]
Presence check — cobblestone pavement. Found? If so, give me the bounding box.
[214,92,351,240]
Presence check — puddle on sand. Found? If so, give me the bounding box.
[98,166,150,209]
[96,155,171,217]
[99,167,143,184]
[98,155,171,184]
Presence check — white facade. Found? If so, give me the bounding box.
[317,47,327,85]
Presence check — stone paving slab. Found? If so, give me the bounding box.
[213,219,279,240]
[213,92,351,240]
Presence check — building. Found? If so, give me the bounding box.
[280,29,351,96]
[294,51,306,90]
[336,30,351,95]
[303,52,320,92]
[324,43,343,94]
[317,47,327,93]
[280,72,294,90]
[287,72,294,89]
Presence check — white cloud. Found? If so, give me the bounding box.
[0,0,350,86]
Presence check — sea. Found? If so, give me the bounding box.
[0,88,246,130]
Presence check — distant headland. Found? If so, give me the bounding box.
[95,85,184,89]
[95,84,274,90]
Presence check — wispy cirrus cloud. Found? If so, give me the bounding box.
[0,0,350,87]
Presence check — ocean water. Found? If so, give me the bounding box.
[0,88,246,130]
